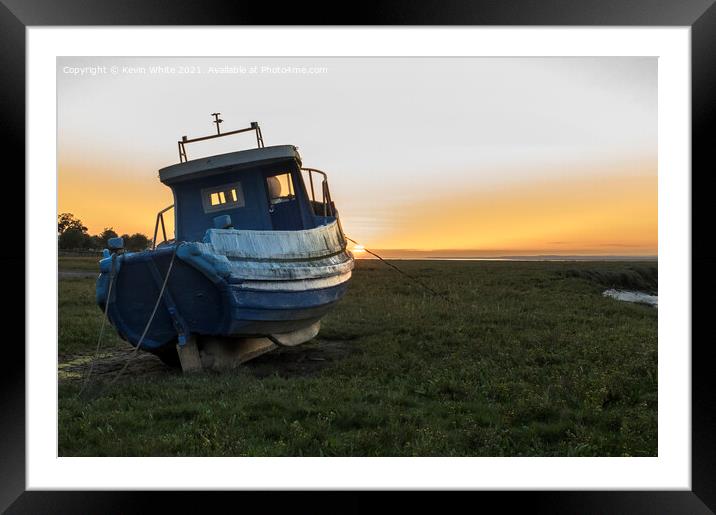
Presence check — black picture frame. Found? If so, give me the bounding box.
[4,1,714,513]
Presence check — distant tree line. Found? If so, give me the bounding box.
[58,213,151,251]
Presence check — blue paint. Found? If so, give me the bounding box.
[97,243,350,351]
[213,214,233,229]
[108,236,124,250]
[96,140,353,359]
[164,149,318,242]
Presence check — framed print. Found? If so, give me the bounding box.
[4,0,715,512]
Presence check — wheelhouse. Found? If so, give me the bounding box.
[152,122,338,246]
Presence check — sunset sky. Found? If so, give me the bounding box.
[58,57,657,257]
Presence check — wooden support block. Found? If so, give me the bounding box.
[176,335,203,373]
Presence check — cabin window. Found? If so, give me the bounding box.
[201,182,245,213]
[266,172,295,204]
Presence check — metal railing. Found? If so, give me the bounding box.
[177,118,264,163]
[152,204,174,249]
[301,168,335,218]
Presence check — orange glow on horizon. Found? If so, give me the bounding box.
[58,159,174,237]
[346,161,657,257]
[59,156,656,257]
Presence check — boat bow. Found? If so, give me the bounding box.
[177,220,354,289]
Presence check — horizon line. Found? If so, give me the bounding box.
[353,251,657,261]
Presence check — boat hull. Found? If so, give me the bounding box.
[96,221,353,356]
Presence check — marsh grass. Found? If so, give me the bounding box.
[563,263,657,294]
[58,259,657,456]
[59,256,101,272]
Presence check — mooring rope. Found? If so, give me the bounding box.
[105,244,179,389]
[81,237,446,397]
[77,254,116,398]
[344,236,452,302]
[82,244,179,400]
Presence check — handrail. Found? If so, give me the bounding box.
[301,167,334,218]
[152,204,174,249]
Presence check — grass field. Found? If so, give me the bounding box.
[58,256,102,272]
[58,258,657,457]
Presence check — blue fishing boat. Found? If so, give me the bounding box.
[96,117,354,371]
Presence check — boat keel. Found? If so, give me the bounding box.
[199,336,277,372]
[268,320,321,347]
[173,321,322,373]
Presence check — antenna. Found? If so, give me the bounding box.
[211,112,223,135]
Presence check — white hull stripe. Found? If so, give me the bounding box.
[182,219,355,282]
[204,220,346,260]
[236,271,352,291]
